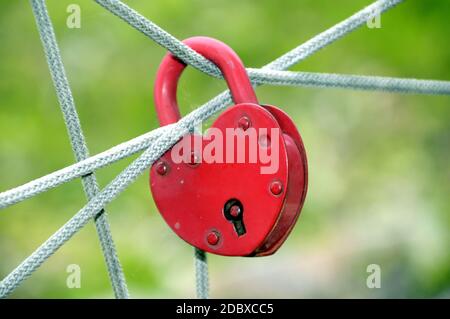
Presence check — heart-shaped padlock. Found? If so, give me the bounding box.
[150,37,307,256]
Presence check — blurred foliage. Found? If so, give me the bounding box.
[0,0,449,298]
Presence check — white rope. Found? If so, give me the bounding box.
[30,0,128,298]
[94,0,448,95]
[1,71,448,210]
[250,70,450,95]
[94,0,404,78]
[0,127,169,209]
[194,249,209,299]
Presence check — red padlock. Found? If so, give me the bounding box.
[150,37,307,256]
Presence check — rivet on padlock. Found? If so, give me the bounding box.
[150,36,308,256]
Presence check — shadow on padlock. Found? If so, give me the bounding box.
[150,37,308,256]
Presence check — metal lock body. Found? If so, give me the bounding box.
[150,37,307,256]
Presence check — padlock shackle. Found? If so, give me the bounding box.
[154,36,258,126]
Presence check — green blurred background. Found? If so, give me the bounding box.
[0,0,449,298]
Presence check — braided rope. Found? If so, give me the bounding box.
[250,70,450,95]
[194,249,209,299]
[95,0,449,95]
[1,70,448,210]
[30,0,128,298]
[0,127,168,209]
[94,0,403,78]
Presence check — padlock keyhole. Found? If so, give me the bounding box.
[223,199,246,237]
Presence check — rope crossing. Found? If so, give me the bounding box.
[30,0,129,299]
[0,0,449,298]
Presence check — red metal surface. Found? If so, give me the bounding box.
[255,105,308,256]
[269,180,284,196]
[151,104,289,256]
[206,231,220,246]
[150,36,308,256]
